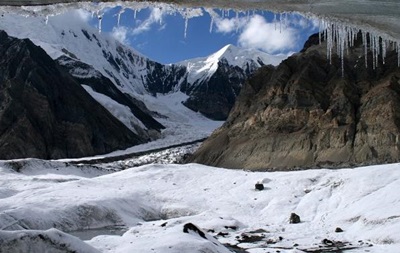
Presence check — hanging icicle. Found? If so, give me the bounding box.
[117,8,125,27]
[97,11,103,34]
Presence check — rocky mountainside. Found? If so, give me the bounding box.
[176,44,285,120]
[189,33,400,170]
[0,12,285,122]
[0,31,144,159]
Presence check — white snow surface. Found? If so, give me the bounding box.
[1,160,400,252]
[179,44,287,85]
[0,11,149,95]
[82,85,147,135]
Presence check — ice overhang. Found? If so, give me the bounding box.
[1,0,399,41]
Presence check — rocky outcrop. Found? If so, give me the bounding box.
[57,55,165,139]
[0,31,144,159]
[188,33,400,170]
[182,60,247,120]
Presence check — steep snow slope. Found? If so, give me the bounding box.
[0,11,223,146]
[0,161,400,252]
[0,11,149,95]
[179,44,286,86]
[0,10,170,142]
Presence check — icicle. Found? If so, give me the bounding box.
[370,33,374,69]
[184,16,188,38]
[318,19,322,44]
[97,11,103,34]
[382,39,386,65]
[362,31,368,68]
[45,15,49,25]
[134,9,137,19]
[274,13,277,30]
[236,11,240,33]
[117,8,125,27]
[326,24,332,64]
[396,42,400,67]
[209,15,214,33]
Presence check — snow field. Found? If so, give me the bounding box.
[1,160,400,252]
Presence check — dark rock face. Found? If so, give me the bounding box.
[57,56,165,132]
[188,33,400,170]
[182,59,251,120]
[0,31,143,159]
[145,55,263,121]
[183,223,206,239]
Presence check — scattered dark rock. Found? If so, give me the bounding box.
[335,227,344,233]
[266,236,283,244]
[160,222,167,227]
[255,183,264,191]
[207,229,215,233]
[248,229,268,234]
[238,233,265,243]
[217,232,229,237]
[183,223,206,239]
[224,226,238,230]
[322,239,334,246]
[289,213,301,224]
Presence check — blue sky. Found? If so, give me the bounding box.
[88,7,319,64]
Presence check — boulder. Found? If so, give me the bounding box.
[289,213,301,224]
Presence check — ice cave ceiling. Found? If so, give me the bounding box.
[1,1,399,41]
[1,0,400,70]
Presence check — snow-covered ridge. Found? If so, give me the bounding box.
[179,44,286,85]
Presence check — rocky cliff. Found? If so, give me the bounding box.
[189,33,400,170]
[0,31,144,159]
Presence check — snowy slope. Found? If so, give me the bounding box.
[0,10,222,150]
[0,11,150,95]
[179,44,286,85]
[0,161,400,252]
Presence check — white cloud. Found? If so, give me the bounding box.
[132,7,166,35]
[111,26,129,45]
[238,15,298,54]
[215,17,247,33]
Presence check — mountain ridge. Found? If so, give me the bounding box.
[188,32,400,170]
[0,10,286,122]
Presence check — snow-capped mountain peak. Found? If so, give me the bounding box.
[178,44,287,85]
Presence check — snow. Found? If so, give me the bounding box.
[3,1,399,70]
[0,3,399,252]
[0,10,150,96]
[0,10,224,155]
[179,44,287,85]
[63,91,223,161]
[1,161,400,252]
[82,85,147,135]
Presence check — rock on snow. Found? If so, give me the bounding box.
[0,161,400,252]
